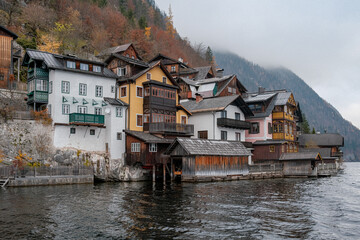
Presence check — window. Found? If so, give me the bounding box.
[117,67,126,76]
[120,86,127,97]
[70,128,76,134]
[149,143,157,152]
[95,85,103,97]
[235,112,241,120]
[94,107,102,115]
[111,86,115,93]
[0,73,4,81]
[144,114,150,123]
[268,123,273,134]
[136,114,143,127]
[162,76,167,83]
[80,63,89,71]
[250,122,260,134]
[269,145,275,153]
[220,110,227,118]
[136,86,143,98]
[49,81,53,94]
[93,65,101,72]
[36,79,48,91]
[62,104,70,115]
[117,132,122,140]
[62,81,70,94]
[181,116,187,124]
[67,61,75,69]
[131,55,135,59]
[281,145,285,153]
[171,66,176,72]
[228,87,233,93]
[79,83,87,96]
[116,107,122,117]
[126,54,129,57]
[144,87,150,96]
[235,132,241,141]
[221,131,227,140]
[131,143,140,152]
[285,124,288,134]
[198,131,208,139]
[146,73,151,80]
[90,129,95,135]
[78,106,87,114]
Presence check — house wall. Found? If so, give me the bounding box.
[0,34,13,89]
[215,104,246,141]
[123,45,139,59]
[245,116,273,143]
[283,160,312,176]
[252,144,284,163]
[105,105,126,160]
[217,77,240,97]
[176,109,189,124]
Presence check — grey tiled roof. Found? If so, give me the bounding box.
[181,95,240,113]
[124,130,173,144]
[252,140,287,145]
[106,53,149,68]
[166,138,251,156]
[194,66,212,80]
[245,95,277,119]
[274,91,292,106]
[298,134,344,147]
[24,49,118,79]
[243,93,276,103]
[103,97,128,106]
[279,152,320,161]
[299,147,331,158]
[98,43,132,57]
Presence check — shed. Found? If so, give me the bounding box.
[279,152,322,177]
[165,138,251,181]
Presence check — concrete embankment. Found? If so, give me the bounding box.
[7,175,94,187]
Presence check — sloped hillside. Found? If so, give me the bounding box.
[215,51,360,161]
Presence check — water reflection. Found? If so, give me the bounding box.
[1,163,360,239]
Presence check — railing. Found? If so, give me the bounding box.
[249,163,283,173]
[69,113,105,125]
[217,118,251,129]
[12,111,35,120]
[143,122,194,135]
[27,91,48,103]
[28,68,49,80]
[0,165,93,178]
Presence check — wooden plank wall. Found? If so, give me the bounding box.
[0,35,12,88]
[283,161,312,176]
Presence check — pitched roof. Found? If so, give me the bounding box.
[23,49,118,79]
[194,66,212,80]
[279,152,322,161]
[103,97,128,106]
[149,53,190,68]
[299,147,332,158]
[0,25,18,39]
[252,140,287,145]
[298,133,344,147]
[98,43,131,56]
[166,138,251,156]
[243,92,277,103]
[124,130,173,144]
[274,91,292,106]
[104,53,149,68]
[181,95,253,116]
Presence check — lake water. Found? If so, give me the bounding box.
[1,162,360,239]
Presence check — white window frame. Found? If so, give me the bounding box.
[77,106,87,114]
[149,143,157,152]
[117,67,126,76]
[117,132,122,140]
[93,65,101,72]
[235,132,241,141]
[80,63,89,71]
[146,73,151,80]
[116,107,122,117]
[131,143,140,152]
[136,86,143,98]
[62,104,70,115]
[171,66,176,72]
[111,85,115,93]
[67,61,75,69]
[79,83,87,96]
[62,81,70,94]
[95,85,103,97]
[94,107,102,115]
[36,79,48,92]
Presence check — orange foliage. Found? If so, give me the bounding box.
[32,109,53,126]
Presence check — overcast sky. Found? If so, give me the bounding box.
[155,0,360,129]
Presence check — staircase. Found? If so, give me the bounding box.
[0,178,9,188]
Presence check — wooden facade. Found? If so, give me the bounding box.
[0,26,17,89]
[252,141,298,164]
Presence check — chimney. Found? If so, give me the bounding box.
[195,93,203,103]
[258,86,265,94]
[178,57,183,63]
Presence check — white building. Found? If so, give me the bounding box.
[180,95,253,141]
[22,50,127,160]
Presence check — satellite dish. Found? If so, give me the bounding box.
[105,108,111,115]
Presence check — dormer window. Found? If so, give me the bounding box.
[171,66,176,73]
[80,63,89,71]
[67,61,76,69]
[162,76,167,83]
[146,73,151,80]
[93,65,101,72]
[132,55,135,59]
[117,67,126,76]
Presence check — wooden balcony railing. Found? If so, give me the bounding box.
[143,122,194,136]
[69,113,104,126]
[217,118,251,129]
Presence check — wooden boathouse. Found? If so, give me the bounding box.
[165,138,251,182]
[279,152,322,177]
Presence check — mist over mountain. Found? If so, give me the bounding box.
[215,51,360,161]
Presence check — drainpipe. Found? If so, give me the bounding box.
[212,111,216,139]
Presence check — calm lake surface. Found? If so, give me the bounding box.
[1,162,360,240]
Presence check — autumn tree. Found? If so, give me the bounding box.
[165,4,176,38]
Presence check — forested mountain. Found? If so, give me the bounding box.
[215,51,360,161]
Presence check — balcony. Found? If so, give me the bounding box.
[217,118,251,129]
[143,122,194,136]
[273,112,294,121]
[28,68,49,80]
[69,113,105,126]
[27,91,48,104]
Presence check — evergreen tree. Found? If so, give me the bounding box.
[312,127,316,134]
[205,46,213,64]
[138,16,147,29]
[301,114,310,134]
